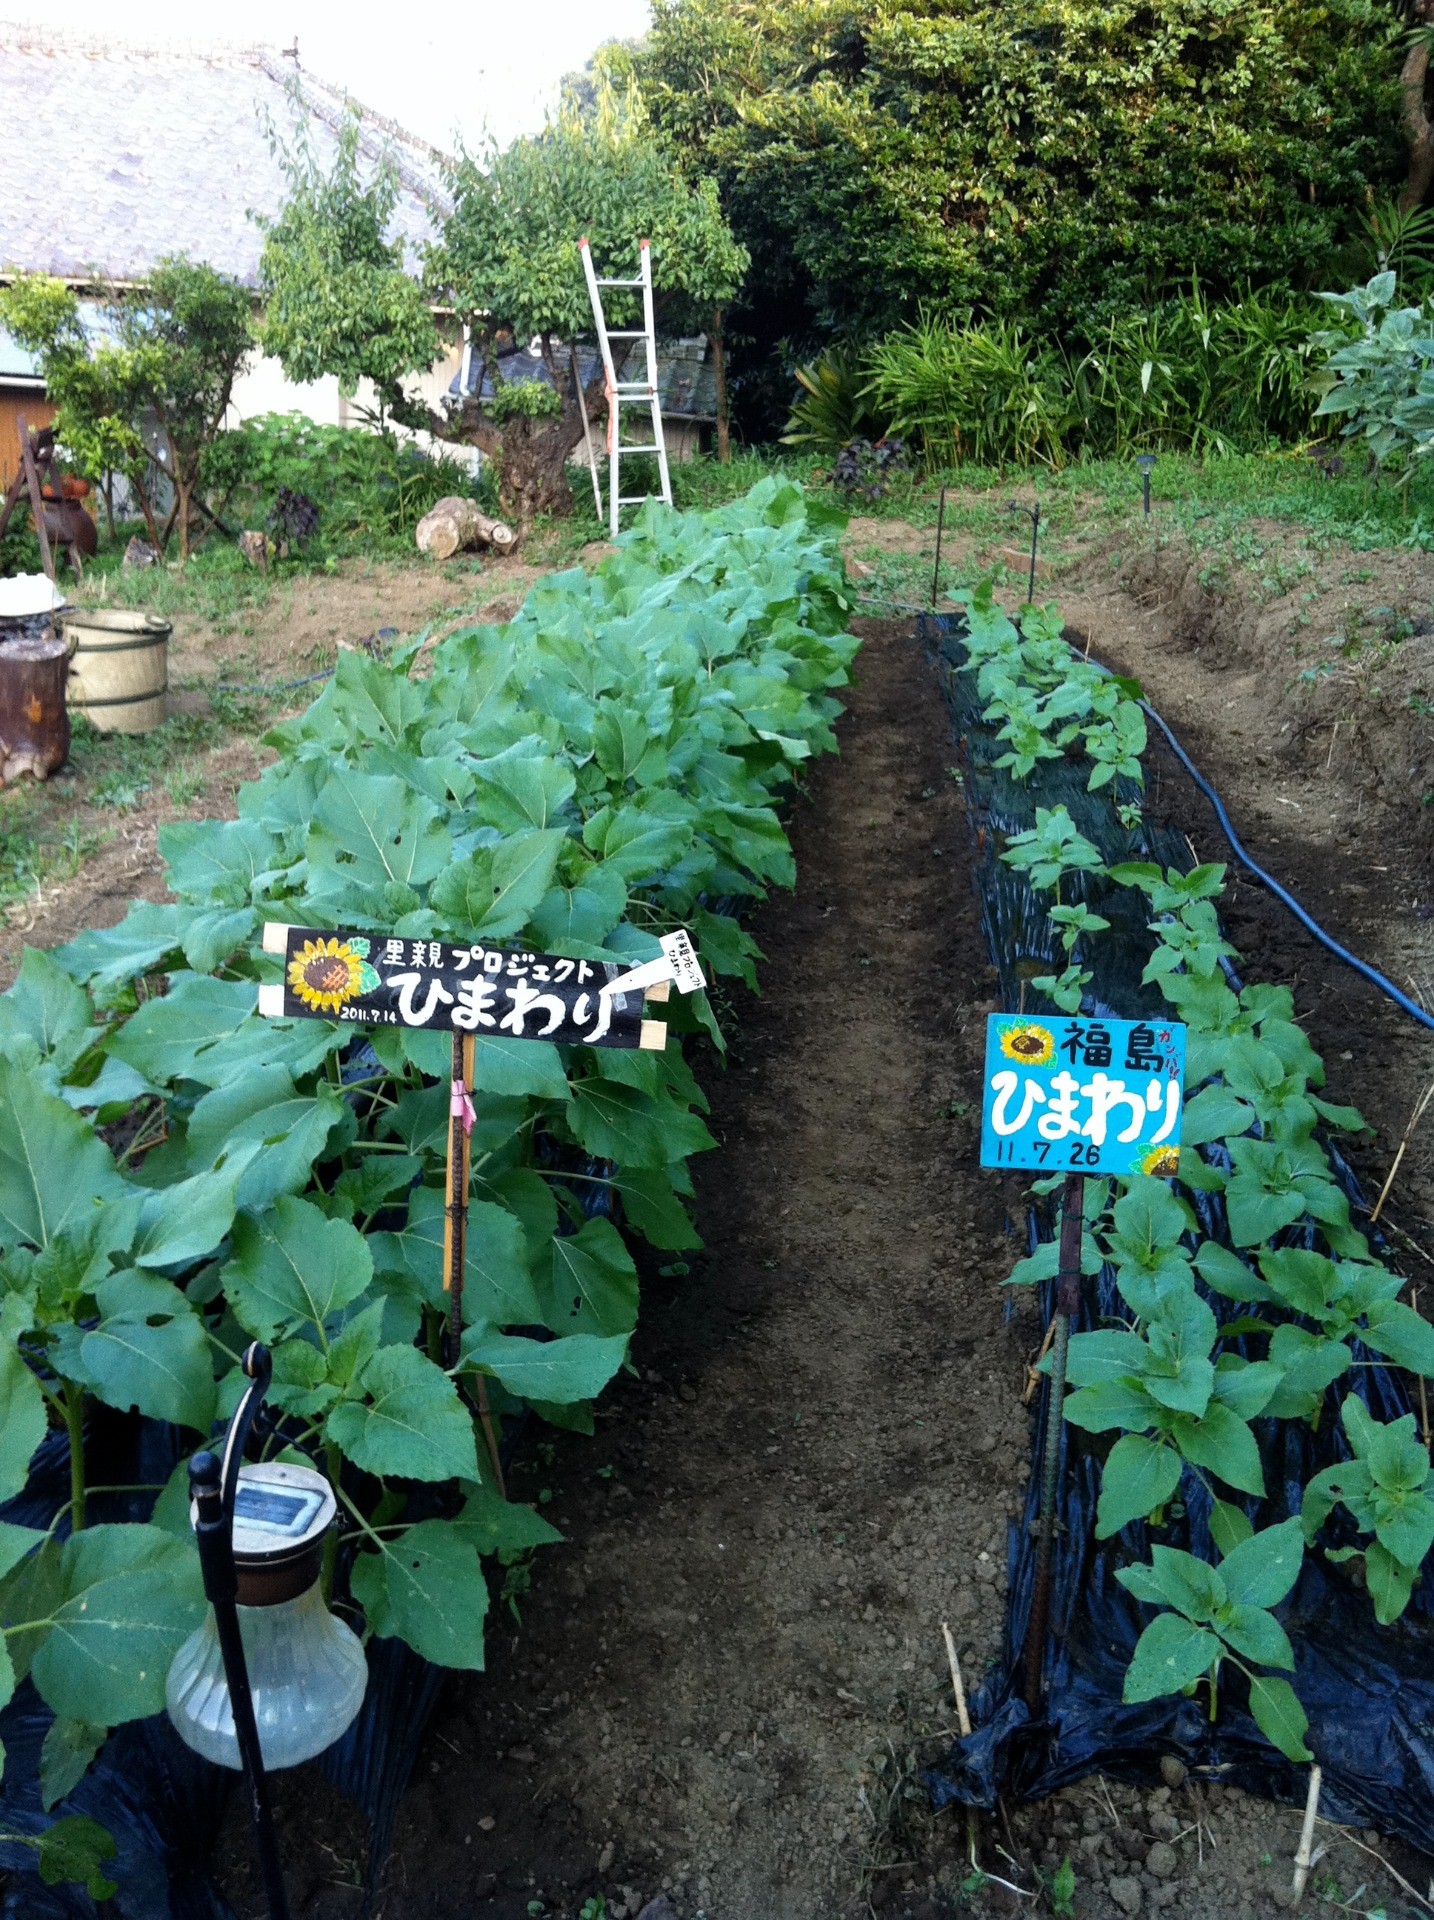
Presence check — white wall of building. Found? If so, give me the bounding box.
[226,342,478,473]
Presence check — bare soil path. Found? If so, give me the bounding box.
[369,621,1029,1919]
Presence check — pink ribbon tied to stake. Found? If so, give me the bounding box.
[450,1077,476,1137]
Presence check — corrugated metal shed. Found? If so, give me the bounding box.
[0,33,447,287]
[451,338,717,422]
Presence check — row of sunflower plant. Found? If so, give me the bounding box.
[955,583,1434,1763]
[0,477,858,1813]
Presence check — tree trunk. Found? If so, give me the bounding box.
[415,496,518,557]
[495,412,580,531]
[134,474,165,557]
[712,306,731,464]
[381,368,601,534]
[175,476,192,561]
[1401,9,1434,213]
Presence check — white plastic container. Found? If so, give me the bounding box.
[165,1460,367,1771]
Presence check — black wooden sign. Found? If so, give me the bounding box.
[256,924,683,1051]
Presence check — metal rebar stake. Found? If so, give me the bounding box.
[1023,1173,1084,1715]
[931,484,948,610]
[190,1346,291,1920]
[1005,499,1041,606]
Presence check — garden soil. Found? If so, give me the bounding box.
[209,614,1431,1920]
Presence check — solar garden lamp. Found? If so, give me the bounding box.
[167,1345,368,1920]
[1136,453,1157,517]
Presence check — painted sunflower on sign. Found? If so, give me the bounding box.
[999,1021,1055,1067]
[287,936,378,1015]
[1142,1145,1181,1178]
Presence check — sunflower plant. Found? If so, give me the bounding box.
[955,581,1434,1764]
[0,478,858,1814]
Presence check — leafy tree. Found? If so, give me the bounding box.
[618,0,1406,429]
[0,259,253,558]
[260,94,747,528]
[256,114,441,401]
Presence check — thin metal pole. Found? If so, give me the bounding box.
[191,1352,290,1920]
[445,1029,469,1355]
[1023,1172,1084,1715]
[1027,503,1040,606]
[1142,471,1152,517]
[931,485,948,610]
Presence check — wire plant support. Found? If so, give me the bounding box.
[189,1345,291,1920]
[579,236,674,538]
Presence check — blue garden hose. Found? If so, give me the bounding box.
[1131,687,1434,1037]
[887,594,1434,1039]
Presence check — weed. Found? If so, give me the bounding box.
[164,764,206,808]
[1048,1857,1076,1915]
[90,769,151,812]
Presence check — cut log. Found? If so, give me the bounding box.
[0,633,69,782]
[415,496,518,559]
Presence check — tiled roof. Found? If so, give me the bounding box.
[452,338,718,422]
[0,32,448,287]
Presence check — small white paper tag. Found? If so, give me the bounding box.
[660,928,705,995]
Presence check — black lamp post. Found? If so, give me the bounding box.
[186,1345,292,1920]
[1136,453,1157,517]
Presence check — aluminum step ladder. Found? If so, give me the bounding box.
[578,236,673,537]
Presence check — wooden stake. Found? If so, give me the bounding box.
[441,1030,475,1328]
[1418,1289,1432,1450]
[18,420,54,583]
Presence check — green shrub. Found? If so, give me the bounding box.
[780,347,885,452]
[626,0,1404,431]
[855,284,1327,468]
[205,414,491,555]
[1313,272,1434,468]
[864,314,1079,469]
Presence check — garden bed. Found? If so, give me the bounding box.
[216,604,1434,1920]
[2,477,1432,1920]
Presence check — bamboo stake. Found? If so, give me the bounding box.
[941,1622,981,1870]
[1370,1078,1434,1226]
[1291,1765,1323,1899]
[941,1621,972,1738]
[1022,1317,1057,1406]
[1417,1288,1432,1450]
[443,1032,506,1496]
[1023,1173,1084,1715]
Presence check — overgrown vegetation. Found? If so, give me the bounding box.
[204,413,491,557]
[616,0,1406,430]
[787,283,1337,468]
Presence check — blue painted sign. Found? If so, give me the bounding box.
[979,1013,1186,1176]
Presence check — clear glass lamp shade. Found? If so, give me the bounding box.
[166,1581,368,1771]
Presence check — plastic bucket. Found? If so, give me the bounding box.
[63,609,170,733]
